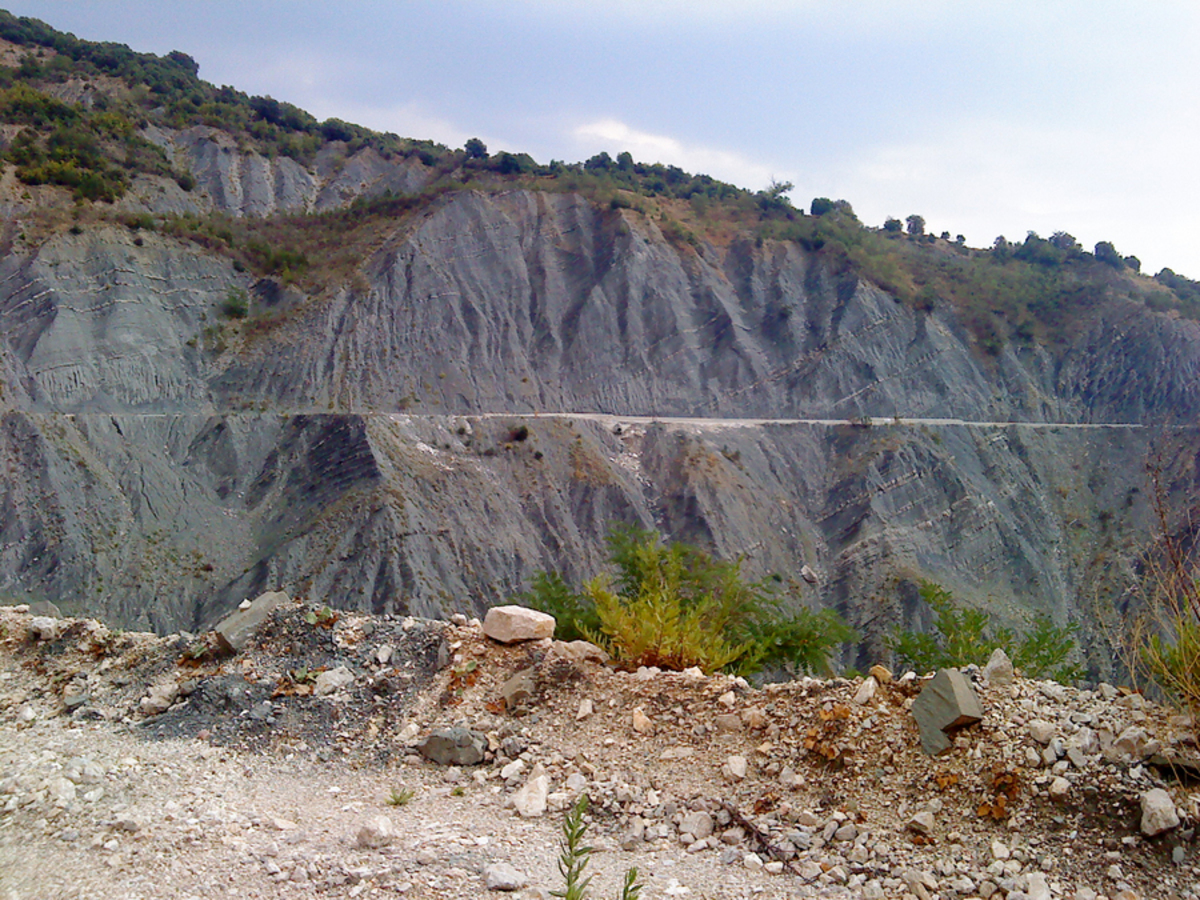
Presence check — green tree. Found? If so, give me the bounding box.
[1094,241,1125,269]
[464,137,488,159]
[883,217,903,233]
[905,214,925,237]
[810,197,835,217]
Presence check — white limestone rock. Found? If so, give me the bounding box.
[1140,788,1180,836]
[483,606,555,643]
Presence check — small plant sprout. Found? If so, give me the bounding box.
[386,785,415,807]
[552,795,641,900]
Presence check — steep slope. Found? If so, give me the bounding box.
[1,17,1199,679]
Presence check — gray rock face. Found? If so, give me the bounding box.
[127,125,435,219]
[912,669,983,755]
[417,727,488,766]
[1,187,1198,675]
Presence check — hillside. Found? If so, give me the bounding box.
[0,11,1198,682]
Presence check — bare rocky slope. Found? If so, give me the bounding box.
[0,92,1198,677]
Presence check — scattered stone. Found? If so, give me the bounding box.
[722,756,748,782]
[801,565,819,584]
[869,664,893,684]
[853,676,878,705]
[314,666,354,697]
[139,681,180,716]
[510,774,549,818]
[714,713,742,733]
[1048,776,1071,801]
[484,863,527,891]
[631,707,654,734]
[911,668,983,756]
[1025,872,1052,900]
[27,600,61,618]
[482,606,555,644]
[576,698,594,720]
[1029,720,1056,745]
[46,776,76,807]
[680,811,714,840]
[1139,788,1180,836]
[908,811,936,835]
[214,590,291,653]
[29,616,64,642]
[417,727,488,766]
[375,644,394,665]
[499,669,536,710]
[356,816,396,848]
[1114,726,1150,759]
[740,707,767,729]
[983,648,1015,686]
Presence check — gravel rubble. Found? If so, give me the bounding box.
[1,603,1198,900]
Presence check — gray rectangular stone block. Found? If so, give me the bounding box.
[214,590,291,653]
[912,668,983,756]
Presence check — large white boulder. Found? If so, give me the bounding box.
[483,606,555,644]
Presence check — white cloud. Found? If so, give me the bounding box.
[830,117,1200,277]
[571,118,783,194]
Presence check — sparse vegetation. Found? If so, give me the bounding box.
[889,581,1082,682]
[302,605,337,627]
[519,525,855,676]
[553,795,641,900]
[386,785,415,807]
[220,287,248,319]
[1129,461,1200,723]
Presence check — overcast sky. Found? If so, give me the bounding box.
[6,1,1199,277]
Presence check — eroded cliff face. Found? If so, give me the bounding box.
[2,186,1198,678]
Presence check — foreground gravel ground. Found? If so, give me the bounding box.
[1,603,1198,900]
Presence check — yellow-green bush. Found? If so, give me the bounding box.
[518,525,855,676]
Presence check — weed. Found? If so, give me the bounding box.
[552,795,640,900]
[1129,460,1200,723]
[387,785,415,806]
[302,605,338,627]
[450,785,466,797]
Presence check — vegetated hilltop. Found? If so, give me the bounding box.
[0,10,1197,682]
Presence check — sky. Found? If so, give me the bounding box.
[5,1,1199,277]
